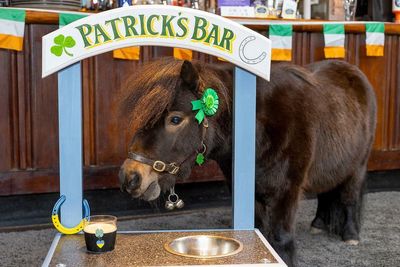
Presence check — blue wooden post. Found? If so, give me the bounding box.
[233,67,257,230]
[58,62,83,228]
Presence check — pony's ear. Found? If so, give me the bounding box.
[180,60,199,90]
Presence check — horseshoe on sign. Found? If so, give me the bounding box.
[239,36,267,65]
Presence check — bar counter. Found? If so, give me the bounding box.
[47,230,284,266]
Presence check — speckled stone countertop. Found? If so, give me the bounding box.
[50,230,279,266]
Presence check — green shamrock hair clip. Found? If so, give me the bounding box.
[191,88,219,124]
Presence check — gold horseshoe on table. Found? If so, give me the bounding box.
[51,195,90,234]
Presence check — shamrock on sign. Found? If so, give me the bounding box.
[51,34,76,57]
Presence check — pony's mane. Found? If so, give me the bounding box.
[119,57,232,136]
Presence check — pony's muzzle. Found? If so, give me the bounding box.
[119,158,161,201]
[119,167,142,194]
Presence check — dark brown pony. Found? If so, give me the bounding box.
[118,58,376,266]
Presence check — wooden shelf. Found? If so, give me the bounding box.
[25,10,60,24]
[22,9,400,35]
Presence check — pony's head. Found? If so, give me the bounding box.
[119,58,231,201]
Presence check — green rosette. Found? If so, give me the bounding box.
[202,88,219,116]
[191,88,219,124]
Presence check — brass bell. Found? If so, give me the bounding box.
[165,200,175,210]
[175,199,185,209]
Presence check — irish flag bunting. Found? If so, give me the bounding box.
[1,8,384,62]
[323,24,345,58]
[113,46,141,60]
[59,13,87,27]
[269,24,293,61]
[365,23,385,57]
[174,48,193,60]
[0,9,26,51]
[107,8,139,61]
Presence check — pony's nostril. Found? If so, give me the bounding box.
[127,172,141,190]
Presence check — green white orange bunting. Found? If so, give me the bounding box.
[60,13,88,27]
[174,48,193,60]
[0,9,25,51]
[366,23,385,57]
[105,8,140,62]
[269,24,293,61]
[38,6,392,77]
[323,24,345,59]
[113,46,140,60]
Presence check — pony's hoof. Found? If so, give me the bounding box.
[310,227,324,234]
[345,239,359,246]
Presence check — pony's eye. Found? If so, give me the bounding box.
[170,116,182,125]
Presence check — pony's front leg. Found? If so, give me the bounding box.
[256,183,302,267]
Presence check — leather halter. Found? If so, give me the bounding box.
[127,118,209,176]
[128,152,180,175]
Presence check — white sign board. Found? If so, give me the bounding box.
[42,5,271,80]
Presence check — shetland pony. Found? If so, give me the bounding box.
[118,58,376,266]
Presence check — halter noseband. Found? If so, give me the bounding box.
[127,118,208,176]
[128,152,180,175]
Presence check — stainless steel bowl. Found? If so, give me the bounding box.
[164,235,243,259]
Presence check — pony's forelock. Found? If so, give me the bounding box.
[119,58,181,135]
[119,58,231,137]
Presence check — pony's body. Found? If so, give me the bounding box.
[119,59,376,267]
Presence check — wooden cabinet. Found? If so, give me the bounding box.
[0,16,399,195]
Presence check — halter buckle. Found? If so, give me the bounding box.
[168,163,180,175]
[153,161,166,172]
